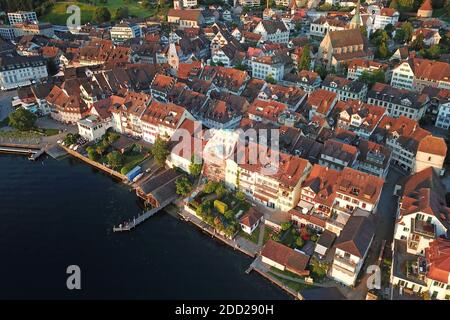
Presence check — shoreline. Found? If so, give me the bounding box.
[4,148,300,300]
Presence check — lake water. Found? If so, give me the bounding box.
[0,154,289,299]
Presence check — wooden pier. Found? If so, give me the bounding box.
[0,145,45,160]
[112,195,178,232]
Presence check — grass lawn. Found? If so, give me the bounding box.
[238,227,260,244]
[121,152,148,174]
[34,128,60,136]
[238,225,272,245]
[0,130,42,139]
[40,1,169,25]
[268,270,313,292]
[280,227,298,248]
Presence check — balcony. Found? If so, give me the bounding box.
[334,254,358,269]
[332,263,356,277]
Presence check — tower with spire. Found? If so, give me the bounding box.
[349,0,362,29]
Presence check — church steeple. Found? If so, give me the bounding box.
[350,0,362,29]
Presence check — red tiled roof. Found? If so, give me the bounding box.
[419,0,433,11]
[248,99,288,123]
[307,89,337,116]
[426,238,450,284]
[417,135,447,157]
[261,240,310,276]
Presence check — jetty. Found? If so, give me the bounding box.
[113,195,178,232]
[0,144,45,160]
[113,168,183,232]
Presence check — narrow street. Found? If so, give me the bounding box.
[0,90,16,122]
[351,168,405,299]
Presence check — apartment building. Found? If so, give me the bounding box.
[319,140,359,171]
[109,92,152,138]
[372,8,399,31]
[8,11,38,25]
[331,215,375,286]
[321,75,368,102]
[334,100,387,140]
[346,59,389,81]
[110,22,142,44]
[140,100,193,144]
[371,116,432,173]
[225,144,312,212]
[253,20,289,44]
[0,52,48,90]
[367,83,428,121]
[391,58,450,91]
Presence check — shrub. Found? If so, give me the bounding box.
[214,200,228,214]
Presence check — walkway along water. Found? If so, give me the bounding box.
[113,195,178,232]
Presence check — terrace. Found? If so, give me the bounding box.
[411,218,436,239]
[392,240,428,287]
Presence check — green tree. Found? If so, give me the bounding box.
[421,44,441,59]
[298,44,311,71]
[224,210,235,221]
[394,28,405,43]
[401,22,413,42]
[377,37,390,59]
[360,25,367,37]
[296,237,304,248]
[96,145,105,156]
[215,184,227,199]
[87,148,98,161]
[411,33,425,50]
[265,74,277,84]
[236,191,246,202]
[315,65,328,80]
[385,24,395,37]
[175,176,193,196]
[106,151,123,169]
[94,7,111,23]
[359,69,386,88]
[150,136,169,167]
[189,155,202,177]
[204,181,219,194]
[107,131,120,144]
[8,108,36,131]
[281,222,292,231]
[389,0,399,8]
[115,6,129,20]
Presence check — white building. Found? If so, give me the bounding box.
[140,100,192,144]
[77,115,111,142]
[372,8,399,31]
[8,11,38,25]
[252,55,285,82]
[331,216,375,287]
[0,53,48,91]
[182,0,198,7]
[390,61,415,90]
[110,22,142,44]
[238,0,261,6]
[367,83,428,121]
[224,147,312,212]
[253,20,289,44]
[435,101,450,130]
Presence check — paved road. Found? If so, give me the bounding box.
[350,168,405,299]
[0,90,16,121]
